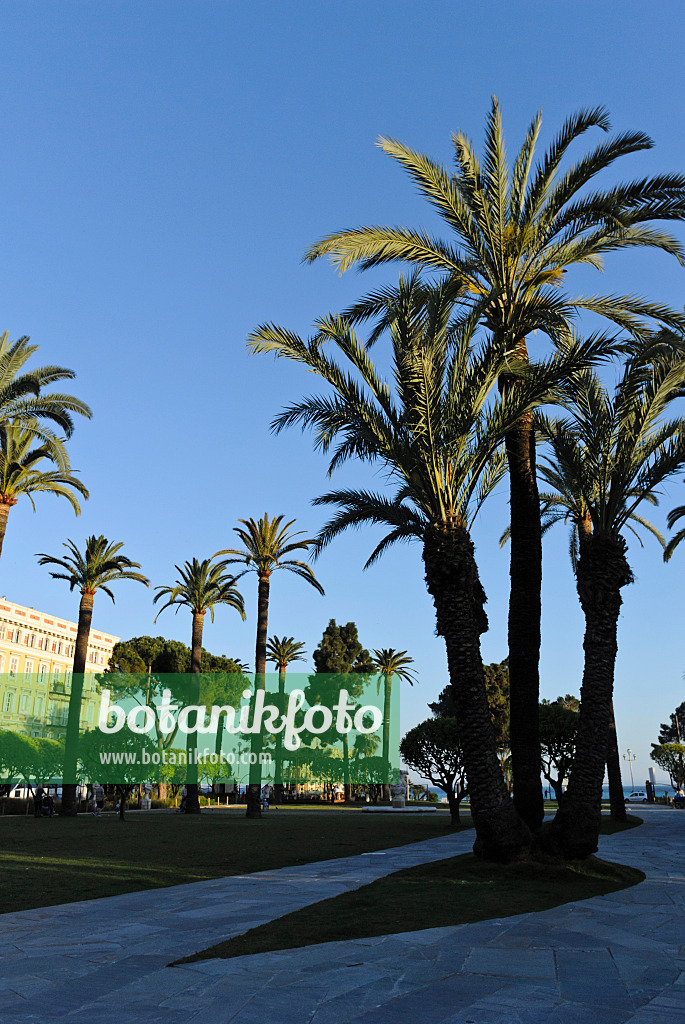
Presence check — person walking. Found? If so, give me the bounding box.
[94,783,104,814]
[33,786,44,819]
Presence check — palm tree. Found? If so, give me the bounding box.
[215,515,324,817]
[0,332,92,435]
[249,276,597,860]
[153,558,245,814]
[36,536,149,816]
[531,348,685,857]
[266,635,307,673]
[266,635,306,803]
[0,420,89,561]
[304,100,685,831]
[662,491,685,562]
[371,648,417,800]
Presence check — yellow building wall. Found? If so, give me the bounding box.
[0,598,119,741]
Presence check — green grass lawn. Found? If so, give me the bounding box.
[177,817,644,964]
[0,808,466,914]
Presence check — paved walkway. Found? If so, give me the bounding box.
[1,808,683,1022]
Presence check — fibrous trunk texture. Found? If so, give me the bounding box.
[422,520,531,862]
[61,590,94,817]
[185,611,205,815]
[382,673,392,802]
[504,400,544,833]
[0,501,14,562]
[606,702,627,821]
[546,533,632,858]
[246,572,270,818]
[273,666,286,805]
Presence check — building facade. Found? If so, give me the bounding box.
[0,598,119,741]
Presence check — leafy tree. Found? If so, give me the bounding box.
[304,100,685,831]
[658,701,685,743]
[401,717,468,826]
[153,557,245,814]
[250,277,597,859]
[431,658,510,750]
[0,731,64,793]
[36,535,149,815]
[532,347,685,857]
[352,753,388,805]
[312,620,368,675]
[76,728,158,820]
[309,620,371,803]
[372,648,417,800]
[215,515,324,818]
[539,701,579,803]
[0,730,35,793]
[554,694,580,712]
[0,420,89,561]
[650,743,685,789]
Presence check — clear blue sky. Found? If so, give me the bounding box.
[1,1,684,784]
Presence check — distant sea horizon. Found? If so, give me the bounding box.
[428,783,673,800]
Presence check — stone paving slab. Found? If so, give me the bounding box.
[2,808,685,1021]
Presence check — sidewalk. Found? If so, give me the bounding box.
[0,808,683,1022]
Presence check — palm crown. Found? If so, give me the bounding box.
[215,514,324,592]
[36,534,150,599]
[266,635,307,670]
[372,648,417,685]
[534,344,685,560]
[153,558,246,622]
[0,419,89,513]
[0,332,92,437]
[305,99,685,345]
[250,275,612,562]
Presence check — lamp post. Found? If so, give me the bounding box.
[623,748,637,788]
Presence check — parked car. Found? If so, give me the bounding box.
[624,791,648,803]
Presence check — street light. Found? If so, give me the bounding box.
[623,748,637,788]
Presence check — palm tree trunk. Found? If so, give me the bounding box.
[546,533,632,858]
[60,589,94,816]
[184,611,204,815]
[343,732,351,804]
[504,394,544,833]
[247,572,270,818]
[422,520,531,862]
[273,665,285,805]
[0,501,13,562]
[382,672,391,802]
[606,702,627,821]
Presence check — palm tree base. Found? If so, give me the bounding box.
[471,798,532,863]
[537,800,601,859]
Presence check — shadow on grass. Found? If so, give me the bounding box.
[1,809,468,914]
[174,815,645,964]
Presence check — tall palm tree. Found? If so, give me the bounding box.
[266,635,306,803]
[531,348,685,857]
[304,100,685,830]
[371,648,417,800]
[0,331,92,435]
[249,277,599,860]
[36,536,150,816]
[215,515,324,817]
[0,420,89,561]
[153,558,245,814]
